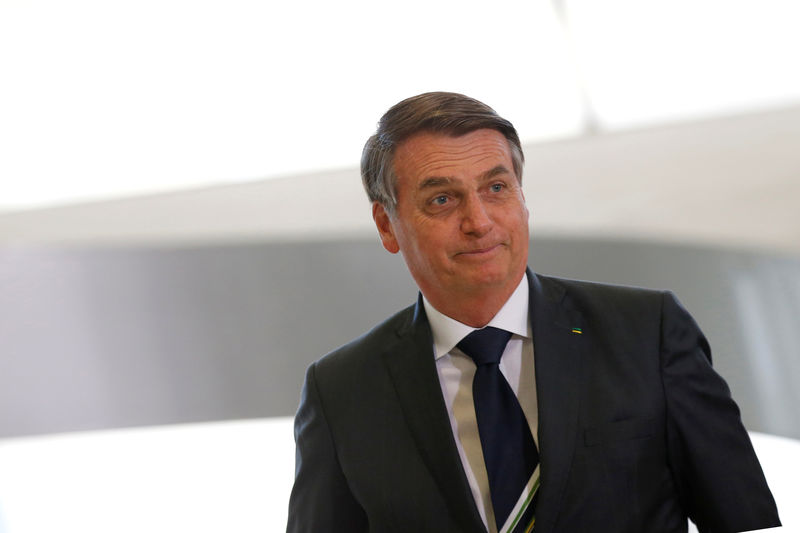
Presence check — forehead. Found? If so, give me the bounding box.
[392,129,513,185]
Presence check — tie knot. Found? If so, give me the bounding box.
[457,326,512,366]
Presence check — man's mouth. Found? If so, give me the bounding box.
[456,244,502,257]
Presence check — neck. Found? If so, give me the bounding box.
[424,284,519,328]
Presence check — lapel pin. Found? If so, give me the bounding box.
[571,327,583,334]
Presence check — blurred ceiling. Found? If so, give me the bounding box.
[2,0,799,214]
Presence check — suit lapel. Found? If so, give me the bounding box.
[527,271,585,533]
[382,296,487,533]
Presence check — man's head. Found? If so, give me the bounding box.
[362,92,530,326]
[361,92,525,214]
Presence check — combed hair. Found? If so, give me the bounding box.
[360,92,525,213]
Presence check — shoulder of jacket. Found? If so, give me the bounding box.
[537,272,666,299]
[315,302,418,371]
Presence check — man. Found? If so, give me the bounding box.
[287,92,780,532]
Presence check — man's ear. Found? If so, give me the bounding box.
[372,202,400,254]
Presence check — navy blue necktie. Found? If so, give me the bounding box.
[458,327,538,530]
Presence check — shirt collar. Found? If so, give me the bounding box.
[423,275,530,360]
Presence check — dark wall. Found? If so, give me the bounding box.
[2,237,798,439]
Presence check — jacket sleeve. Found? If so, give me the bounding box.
[660,291,781,533]
[286,362,368,532]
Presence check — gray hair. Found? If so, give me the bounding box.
[361,92,525,214]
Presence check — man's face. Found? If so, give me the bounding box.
[373,129,529,310]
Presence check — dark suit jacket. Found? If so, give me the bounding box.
[287,271,780,532]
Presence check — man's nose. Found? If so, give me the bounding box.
[459,193,492,236]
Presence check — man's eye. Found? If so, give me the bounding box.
[432,195,449,205]
[490,183,504,192]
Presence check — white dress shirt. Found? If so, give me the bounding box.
[423,276,538,533]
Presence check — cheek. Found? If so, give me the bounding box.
[411,237,450,272]
[511,205,530,231]
[394,227,431,264]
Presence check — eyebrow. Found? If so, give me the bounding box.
[418,176,454,191]
[482,165,511,181]
[417,165,512,191]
